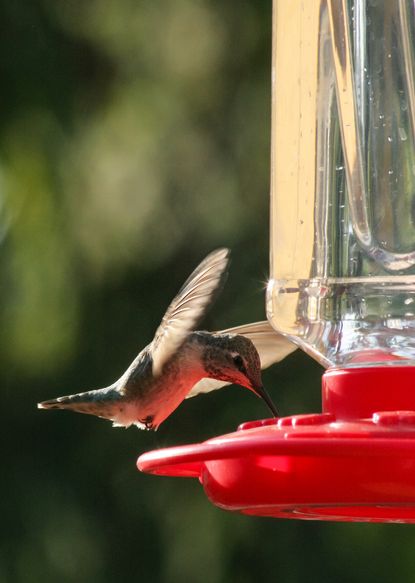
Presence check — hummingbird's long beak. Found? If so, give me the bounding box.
[253,385,279,418]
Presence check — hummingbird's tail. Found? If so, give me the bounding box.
[37,385,122,421]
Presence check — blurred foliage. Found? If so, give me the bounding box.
[1,1,414,582]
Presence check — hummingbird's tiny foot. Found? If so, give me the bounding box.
[143,415,155,430]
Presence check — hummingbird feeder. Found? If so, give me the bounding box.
[138,0,415,523]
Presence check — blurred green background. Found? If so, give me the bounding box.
[2,1,415,581]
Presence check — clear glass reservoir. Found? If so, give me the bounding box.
[267,0,415,367]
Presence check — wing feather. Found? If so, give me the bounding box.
[151,248,230,375]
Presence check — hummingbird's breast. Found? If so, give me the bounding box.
[116,340,206,429]
[144,343,206,428]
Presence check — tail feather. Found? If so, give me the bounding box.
[37,386,122,420]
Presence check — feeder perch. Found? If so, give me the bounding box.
[138,0,415,523]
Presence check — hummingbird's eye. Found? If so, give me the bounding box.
[232,354,246,374]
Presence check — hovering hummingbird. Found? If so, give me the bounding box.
[38,249,296,430]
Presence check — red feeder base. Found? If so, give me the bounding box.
[137,366,415,523]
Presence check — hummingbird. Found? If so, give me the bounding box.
[38,249,296,430]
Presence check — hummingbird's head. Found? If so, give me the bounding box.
[200,333,278,416]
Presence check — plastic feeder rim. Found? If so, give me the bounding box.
[137,366,415,523]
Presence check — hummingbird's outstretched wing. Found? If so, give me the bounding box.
[151,248,231,376]
[186,320,297,398]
